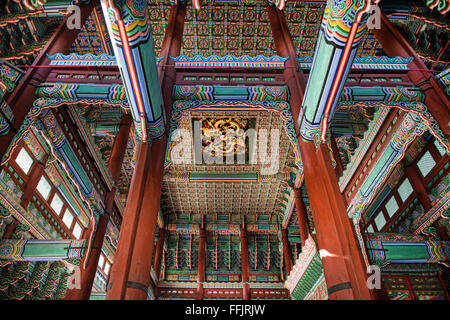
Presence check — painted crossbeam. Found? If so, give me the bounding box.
[166,223,279,235]
[365,233,450,266]
[164,172,293,183]
[100,0,165,141]
[0,239,86,261]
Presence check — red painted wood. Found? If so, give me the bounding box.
[0,3,95,160]
[373,13,450,136]
[124,138,167,300]
[2,220,18,239]
[281,228,293,276]
[267,4,306,132]
[404,162,432,211]
[105,142,151,300]
[66,114,132,300]
[294,188,311,247]
[20,154,48,209]
[268,4,376,300]
[240,226,250,300]
[300,141,376,299]
[197,227,206,300]
[404,274,417,300]
[153,228,166,281]
[108,114,133,183]
[158,3,186,122]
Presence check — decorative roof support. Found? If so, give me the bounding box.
[65,113,132,300]
[285,236,327,300]
[298,0,379,143]
[268,1,379,300]
[348,108,449,263]
[0,239,86,263]
[365,233,450,266]
[424,0,450,14]
[100,0,165,141]
[372,11,450,137]
[0,1,94,162]
[104,1,186,301]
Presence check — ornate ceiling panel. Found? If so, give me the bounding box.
[161,110,296,217]
[179,3,276,57]
[386,3,450,71]
[148,2,171,56]
[284,1,325,58]
[70,12,108,56]
[356,30,386,58]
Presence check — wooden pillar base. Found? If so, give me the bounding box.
[299,140,376,300]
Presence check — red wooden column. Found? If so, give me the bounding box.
[108,114,134,183]
[153,228,166,281]
[197,226,206,300]
[123,3,186,300]
[301,141,377,299]
[66,114,132,300]
[372,13,450,135]
[105,142,151,299]
[158,3,186,115]
[281,229,293,276]
[105,3,186,300]
[268,5,376,300]
[123,140,165,299]
[294,188,311,247]
[2,220,18,239]
[404,274,417,300]
[266,4,306,118]
[240,225,250,300]
[403,162,432,211]
[20,154,49,209]
[437,272,450,300]
[403,160,449,241]
[0,3,95,160]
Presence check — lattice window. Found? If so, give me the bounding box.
[398,178,414,203]
[417,151,436,177]
[374,212,386,231]
[15,147,33,175]
[36,176,52,200]
[434,140,446,157]
[385,196,399,218]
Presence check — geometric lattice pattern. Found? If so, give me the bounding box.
[70,13,108,55]
[284,1,325,58]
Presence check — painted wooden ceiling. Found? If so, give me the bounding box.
[161,110,297,218]
[2,0,447,260]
